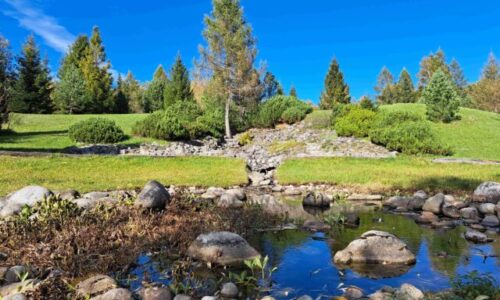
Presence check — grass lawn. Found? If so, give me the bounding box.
[277,157,500,193]
[0,113,157,152]
[380,104,500,161]
[0,155,248,195]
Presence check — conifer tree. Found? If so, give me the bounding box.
[143,65,168,113]
[289,85,297,98]
[421,69,460,123]
[417,49,451,89]
[113,75,129,114]
[58,35,89,78]
[394,68,417,103]
[81,27,113,113]
[53,64,91,114]
[0,35,13,126]
[198,0,262,138]
[121,71,142,113]
[481,52,499,80]
[261,71,281,100]
[374,67,396,104]
[449,59,467,89]
[164,54,193,107]
[320,58,350,109]
[10,35,53,113]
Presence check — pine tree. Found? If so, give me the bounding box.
[481,52,499,80]
[122,71,142,113]
[417,48,451,89]
[289,85,297,98]
[374,66,395,104]
[10,35,53,113]
[449,59,467,89]
[143,65,168,113]
[58,35,89,78]
[53,64,91,114]
[81,27,113,113]
[261,71,281,100]
[320,58,350,109]
[164,54,193,107]
[394,68,416,103]
[197,0,262,138]
[0,35,13,126]
[421,69,460,123]
[113,75,129,114]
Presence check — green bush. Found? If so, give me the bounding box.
[359,96,376,110]
[451,271,499,299]
[369,111,451,155]
[335,107,376,137]
[331,103,357,126]
[421,69,461,123]
[190,106,225,138]
[68,118,125,144]
[282,107,306,124]
[255,95,312,127]
[237,131,253,146]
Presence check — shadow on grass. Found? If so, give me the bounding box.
[410,176,491,192]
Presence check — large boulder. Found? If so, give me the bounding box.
[422,193,444,214]
[303,192,332,207]
[481,215,500,227]
[187,231,260,265]
[333,231,416,266]
[217,189,246,208]
[136,181,170,209]
[473,182,500,203]
[460,207,479,220]
[0,186,52,218]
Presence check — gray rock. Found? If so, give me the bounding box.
[442,203,461,218]
[302,220,331,232]
[297,296,313,300]
[91,288,133,300]
[464,230,489,243]
[0,280,37,298]
[283,187,302,196]
[271,185,284,193]
[206,187,225,197]
[201,297,218,300]
[220,282,238,298]
[5,266,29,284]
[479,203,496,215]
[76,275,117,298]
[139,287,172,300]
[383,196,408,209]
[473,182,500,203]
[481,215,500,227]
[343,286,364,299]
[83,191,110,201]
[136,181,170,209]
[58,189,80,201]
[173,295,192,300]
[3,293,27,300]
[396,284,424,300]
[333,230,416,265]
[303,192,331,207]
[0,266,7,281]
[0,186,52,218]
[408,197,426,211]
[422,193,444,214]
[497,202,500,218]
[248,172,265,186]
[460,207,479,220]
[217,189,246,208]
[413,190,428,200]
[187,231,260,265]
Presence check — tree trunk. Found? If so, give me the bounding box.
[225,94,232,139]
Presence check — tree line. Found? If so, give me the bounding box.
[319,49,500,113]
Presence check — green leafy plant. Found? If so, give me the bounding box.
[68,118,125,144]
[323,211,346,227]
[450,271,499,299]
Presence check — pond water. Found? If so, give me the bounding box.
[118,202,500,298]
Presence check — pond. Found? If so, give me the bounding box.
[118,201,500,298]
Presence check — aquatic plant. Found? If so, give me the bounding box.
[450,271,499,299]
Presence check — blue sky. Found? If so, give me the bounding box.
[1,0,499,103]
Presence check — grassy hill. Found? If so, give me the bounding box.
[0,113,156,152]
[380,104,500,160]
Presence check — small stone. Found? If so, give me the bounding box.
[297,296,313,300]
[415,211,438,224]
[91,288,133,300]
[413,190,428,199]
[422,193,445,214]
[76,275,117,298]
[481,215,500,227]
[479,203,496,215]
[303,192,331,207]
[343,285,364,299]
[460,207,479,220]
[139,287,173,300]
[302,220,331,232]
[173,295,192,300]
[464,230,489,243]
[220,282,238,298]
[397,284,424,300]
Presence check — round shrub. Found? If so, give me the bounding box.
[256,95,312,127]
[68,118,125,144]
[369,111,451,155]
[282,107,306,124]
[335,107,376,137]
[331,103,357,126]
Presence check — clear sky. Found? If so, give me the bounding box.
[1,0,499,103]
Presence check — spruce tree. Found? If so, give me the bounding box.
[481,52,499,80]
[113,75,129,114]
[53,64,91,114]
[421,69,460,123]
[320,58,350,109]
[58,35,89,78]
[81,27,113,113]
[10,35,53,113]
[143,65,168,113]
[289,85,297,98]
[374,66,395,104]
[198,0,262,138]
[122,71,142,113]
[417,49,451,89]
[395,68,416,103]
[164,54,193,107]
[0,35,13,126]
[261,71,281,100]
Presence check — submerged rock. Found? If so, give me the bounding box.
[187,231,260,265]
[415,211,439,224]
[334,230,416,267]
[136,181,171,209]
[473,182,500,203]
[302,220,331,232]
[0,186,52,218]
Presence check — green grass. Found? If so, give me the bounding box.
[0,155,248,195]
[380,104,500,160]
[277,157,500,192]
[0,113,157,151]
